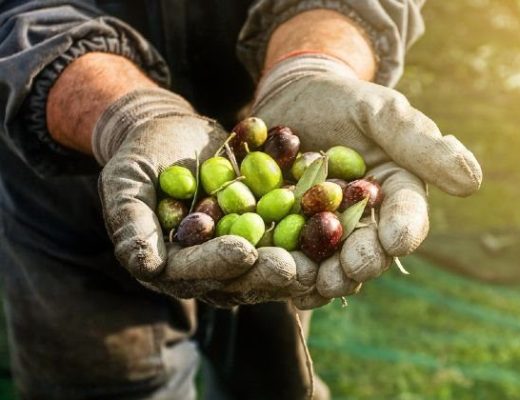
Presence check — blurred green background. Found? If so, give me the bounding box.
[2,0,520,399]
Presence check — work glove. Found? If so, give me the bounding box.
[95,88,312,307]
[252,55,482,299]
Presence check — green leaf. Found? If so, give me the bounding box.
[291,155,328,213]
[339,197,369,241]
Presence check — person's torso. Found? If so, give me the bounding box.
[96,0,256,128]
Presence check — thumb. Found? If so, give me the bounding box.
[357,84,482,197]
[99,154,166,281]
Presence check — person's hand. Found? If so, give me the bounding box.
[252,55,482,297]
[95,88,315,307]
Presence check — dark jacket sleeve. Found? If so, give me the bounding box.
[0,1,170,176]
[237,0,426,87]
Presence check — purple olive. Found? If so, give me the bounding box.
[194,196,224,222]
[300,212,343,262]
[263,131,300,170]
[339,177,384,212]
[176,212,215,247]
[268,125,297,137]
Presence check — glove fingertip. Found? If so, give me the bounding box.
[440,137,483,197]
[116,237,167,281]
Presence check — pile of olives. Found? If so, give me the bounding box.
[157,117,383,262]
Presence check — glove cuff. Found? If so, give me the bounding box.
[92,88,197,165]
[253,54,358,112]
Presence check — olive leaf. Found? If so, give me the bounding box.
[291,155,328,213]
[339,197,369,241]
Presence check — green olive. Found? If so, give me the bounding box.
[240,152,283,198]
[256,188,295,223]
[216,213,240,236]
[229,213,266,246]
[200,156,236,194]
[326,146,366,180]
[217,181,256,214]
[273,214,306,251]
[291,152,322,181]
[159,165,196,199]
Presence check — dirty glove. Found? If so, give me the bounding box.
[95,88,309,306]
[253,55,482,295]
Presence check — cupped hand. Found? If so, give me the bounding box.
[252,55,482,294]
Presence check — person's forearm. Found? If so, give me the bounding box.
[47,52,158,155]
[264,9,376,81]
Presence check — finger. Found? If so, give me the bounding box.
[359,85,482,197]
[223,247,297,292]
[316,253,362,298]
[340,220,392,282]
[291,251,319,286]
[163,236,258,281]
[99,157,166,281]
[370,163,430,256]
[292,289,331,310]
[203,248,297,306]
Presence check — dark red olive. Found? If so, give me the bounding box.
[300,212,343,262]
[268,125,297,137]
[263,131,300,170]
[338,177,384,213]
[176,212,215,247]
[194,196,224,222]
[231,117,268,161]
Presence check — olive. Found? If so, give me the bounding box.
[256,188,295,223]
[291,152,321,181]
[217,181,256,214]
[231,117,268,159]
[176,212,215,247]
[339,177,384,212]
[273,214,306,251]
[200,156,236,194]
[159,165,196,199]
[229,213,266,246]
[326,146,366,181]
[156,198,188,231]
[300,212,343,262]
[301,182,343,216]
[240,152,283,198]
[216,213,240,236]
[194,196,224,222]
[263,130,300,170]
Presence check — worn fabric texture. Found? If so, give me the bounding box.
[253,54,482,287]
[0,1,170,176]
[238,0,426,86]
